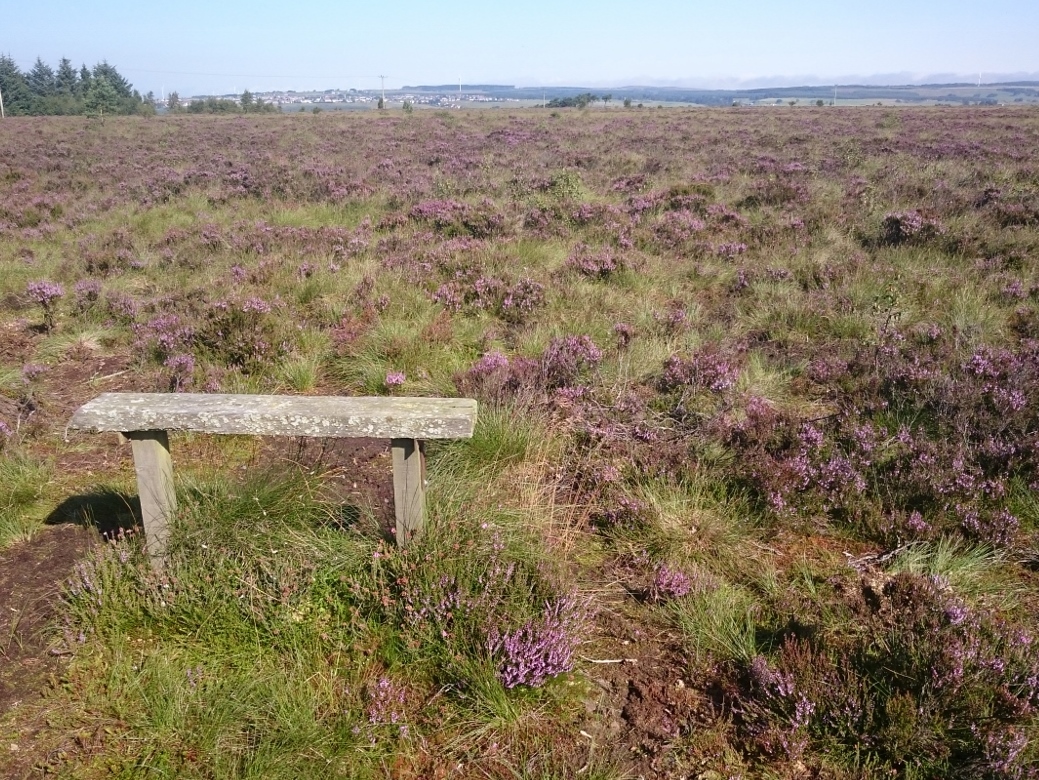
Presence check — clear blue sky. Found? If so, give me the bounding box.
[5,0,1038,96]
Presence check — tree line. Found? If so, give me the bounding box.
[546,92,618,109]
[0,55,154,116]
[166,90,279,114]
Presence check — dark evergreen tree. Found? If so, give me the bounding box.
[55,58,78,95]
[27,57,56,97]
[0,55,33,115]
[92,61,132,98]
[78,64,92,96]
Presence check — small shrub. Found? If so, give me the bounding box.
[26,279,64,330]
[880,209,945,245]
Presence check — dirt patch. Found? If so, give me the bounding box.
[0,525,93,714]
[581,609,718,777]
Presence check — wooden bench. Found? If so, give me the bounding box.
[68,393,478,564]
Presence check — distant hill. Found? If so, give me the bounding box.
[399,81,1039,106]
[403,84,515,92]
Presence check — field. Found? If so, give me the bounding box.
[2,106,1039,778]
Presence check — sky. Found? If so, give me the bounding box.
[5,0,1039,97]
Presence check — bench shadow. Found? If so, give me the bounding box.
[318,501,397,543]
[46,488,141,539]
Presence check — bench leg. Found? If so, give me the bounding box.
[125,430,176,567]
[391,438,425,545]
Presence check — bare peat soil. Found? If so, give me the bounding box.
[0,525,94,778]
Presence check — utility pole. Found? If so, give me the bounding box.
[0,84,5,119]
[379,75,386,106]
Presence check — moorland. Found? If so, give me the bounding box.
[2,106,1039,778]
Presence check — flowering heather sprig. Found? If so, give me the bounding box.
[499,278,544,322]
[385,371,406,388]
[1001,278,1027,301]
[21,363,47,382]
[185,666,204,690]
[653,303,689,335]
[73,279,102,311]
[105,293,140,323]
[706,203,749,226]
[470,351,509,376]
[959,506,1019,548]
[26,279,64,306]
[134,314,194,362]
[613,322,635,348]
[652,210,706,249]
[164,353,195,392]
[26,279,64,329]
[366,676,408,733]
[541,335,603,388]
[432,277,544,323]
[487,596,591,688]
[715,241,748,258]
[651,565,693,602]
[240,297,273,314]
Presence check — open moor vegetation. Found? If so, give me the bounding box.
[2,106,1039,778]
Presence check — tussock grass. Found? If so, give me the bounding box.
[671,580,759,666]
[0,452,54,548]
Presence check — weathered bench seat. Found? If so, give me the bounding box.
[69,393,477,564]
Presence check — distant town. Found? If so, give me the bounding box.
[173,81,1039,112]
[174,86,526,112]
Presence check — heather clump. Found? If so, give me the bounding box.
[723,325,1039,547]
[409,197,507,238]
[565,243,623,279]
[344,523,592,691]
[738,569,1039,776]
[660,347,741,393]
[454,350,545,405]
[540,335,603,389]
[649,564,696,602]
[649,209,707,250]
[432,275,545,323]
[453,334,602,402]
[132,313,194,364]
[72,279,102,313]
[487,595,592,688]
[198,296,289,372]
[880,208,945,245]
[163,353,196,392]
